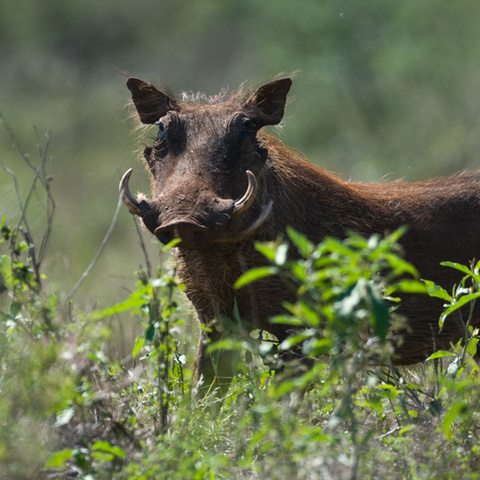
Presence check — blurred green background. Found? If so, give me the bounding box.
[2,0,480,308]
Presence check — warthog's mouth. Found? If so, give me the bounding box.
[119,168,273,249]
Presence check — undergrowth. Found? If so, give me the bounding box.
[1,126,480,480]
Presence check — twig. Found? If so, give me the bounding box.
[374,425,402,440]
[0,114,56,289]
[133,216,153,278]
[0,110,35,170]
[16,130,55,285]
[66,194,123,302]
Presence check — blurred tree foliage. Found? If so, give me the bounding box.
[1,0,480,301]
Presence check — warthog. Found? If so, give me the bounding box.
[121,76,480,396]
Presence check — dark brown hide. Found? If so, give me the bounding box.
[124,77,480,397]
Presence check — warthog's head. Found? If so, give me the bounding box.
[121,77,292,249]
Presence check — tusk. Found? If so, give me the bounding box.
[119,168,141,215]
[241,200,274,238]
[232,170,258,217]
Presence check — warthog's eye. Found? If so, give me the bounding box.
[241,117,252,131]
[154,120,167,146]
[238,116,255,141]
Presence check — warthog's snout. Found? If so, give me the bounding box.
[120,168,264,249]
[154,220,211,248]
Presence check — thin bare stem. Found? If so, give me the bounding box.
[133,217,153,279]
[0,110,35,170]
[1,114,56,290]
[66,194,123,302]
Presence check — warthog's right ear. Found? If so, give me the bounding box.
[242,78,292,128]
[127,78,178,124]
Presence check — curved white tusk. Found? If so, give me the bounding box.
[119,168,141,216]
[232,170,258,217]
[241,200,274,238]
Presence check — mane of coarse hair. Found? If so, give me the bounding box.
[178,73,296,108]
[178,83,253,108]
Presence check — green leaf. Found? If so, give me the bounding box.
[232,298,242,323]
[270,314,305,326]
[385,279,427,295]
[323,237,355,258]
[303,337,332,355]
[426,350,455,361]
[335,281,363,320]
[466,336,478,356]
[44,448,75,468]
[384,253,419,277]
[286,226,312,258]
[92,441,126,458]
[273,378,298,398]
[279,329,317,351]
[206,338,244,353]
[440,292,480,328]
[93,287,150,318]
[368,289,390,342]
[162,237,182,250]
[145,322,156,341]
[10,301,22,318]
[441,261,480,284]
[290,262,308,282]
[234,266,277,289]
[383,225,408,244]
[254,242,277,262]
[423,279,452,302]
[398,425,415,435]
[442,401,468,438]
[283,301,321,327]
[132,336,145,358]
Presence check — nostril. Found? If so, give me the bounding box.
[158,230,174,245]
[154,221,211,248]
[193,231,206,245]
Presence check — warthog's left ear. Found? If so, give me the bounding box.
[127,78,178,124]
[242,78,292,127]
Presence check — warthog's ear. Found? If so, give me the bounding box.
[242,78,292,127]
[127,78,178,124]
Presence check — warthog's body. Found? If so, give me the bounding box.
[122,77,480,395]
